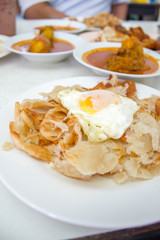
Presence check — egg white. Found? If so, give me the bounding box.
[57,89,139,142]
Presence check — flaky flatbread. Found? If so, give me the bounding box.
[9,75,160,183]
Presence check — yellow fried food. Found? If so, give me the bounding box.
[106,36,150,73]
[29,35,51,53]
[129,27,160,50]
[29,26,55,53]
[142,38,160,51]
[40,26,54,48]
[40,26,54,42]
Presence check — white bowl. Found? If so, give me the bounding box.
[5,32,85,62]
[73,42,160,80]
[31,19,87,34]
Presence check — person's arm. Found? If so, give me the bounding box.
[111,3,128,20]
[24,2,67,19]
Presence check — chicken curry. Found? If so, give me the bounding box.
[12,26,74,53]
[83,37,159,74]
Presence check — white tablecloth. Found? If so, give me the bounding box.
[0,19,160,240]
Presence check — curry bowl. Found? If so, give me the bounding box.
[5,32,85,62]
[73,42,160,79]
[33,19,87,34]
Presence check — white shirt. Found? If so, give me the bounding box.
[19,0,129,17]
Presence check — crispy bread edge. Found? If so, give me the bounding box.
[9,121,52,162]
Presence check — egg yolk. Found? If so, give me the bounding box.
[79,90,121,114]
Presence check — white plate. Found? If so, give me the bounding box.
[32,19,87,34]
[1,76,160,229]
[0,34,10,58]
[5,32,85,62]
[73,42,160,80]
[66,17,100,32]
[79,31,101,42]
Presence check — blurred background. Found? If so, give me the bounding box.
[127,0,160,21]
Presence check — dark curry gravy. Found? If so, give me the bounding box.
[12,38,74,53]
[83,47,159,75]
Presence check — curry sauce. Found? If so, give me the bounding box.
[12,38,74,53]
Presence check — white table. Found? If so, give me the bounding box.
[0,19,160,240]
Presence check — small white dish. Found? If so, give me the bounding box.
[1,76,160,229]
[5,32,85,62]
[32,19,87,34]
[0,34,10,58]
[79,31,101,42]
[73,42,160,80]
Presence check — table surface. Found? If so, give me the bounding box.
[0,19,160,240]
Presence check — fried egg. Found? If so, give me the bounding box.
[58,89,139,142]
